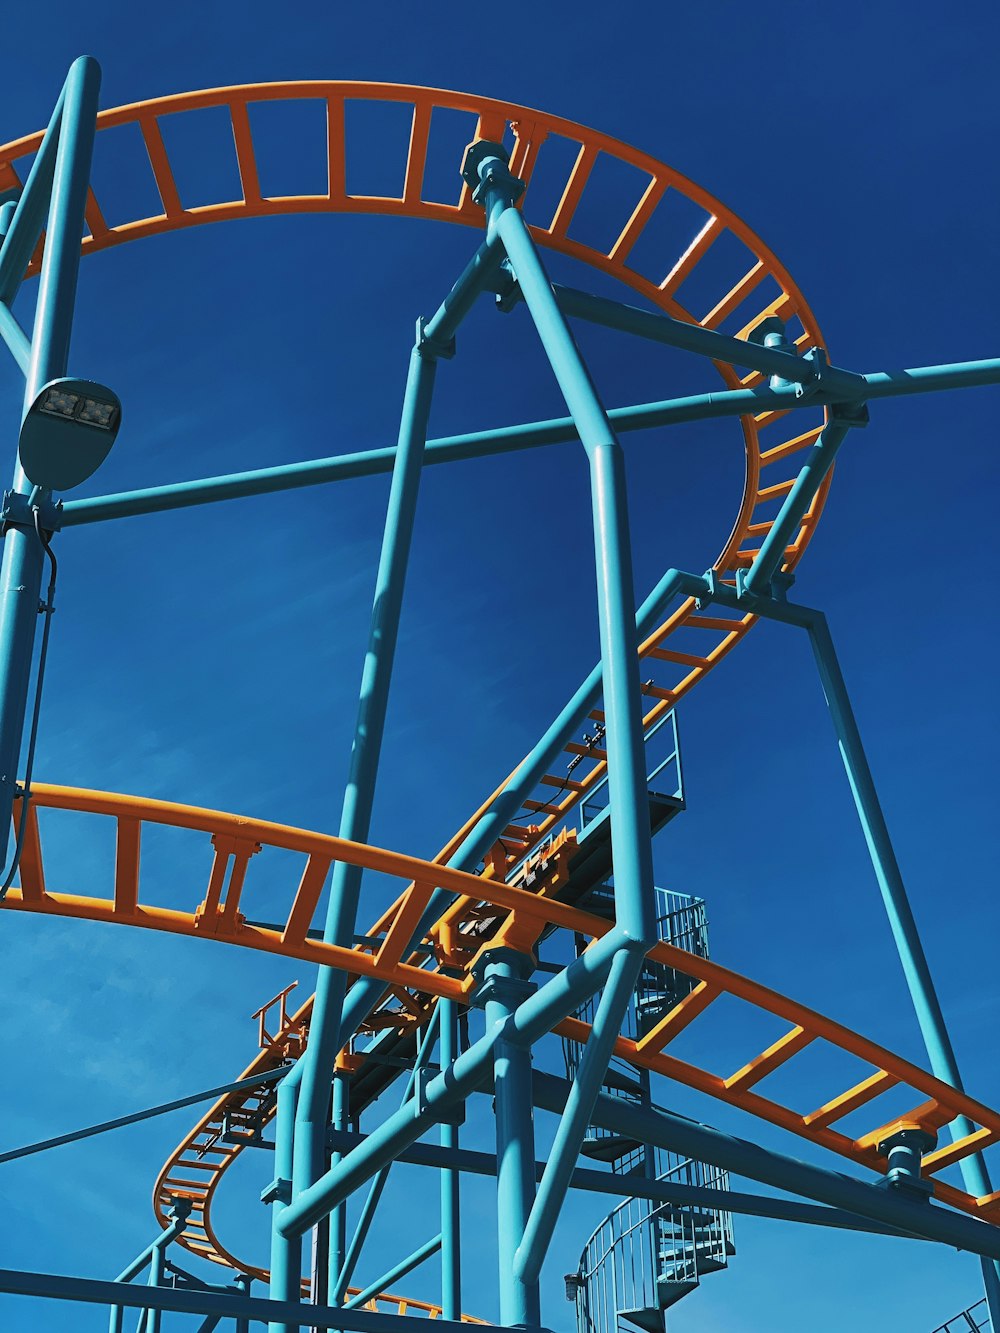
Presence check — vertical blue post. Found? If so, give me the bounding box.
[0,56,100,865]
[268,1066,303,1333]
[439,997,461,1320]
[144,1241,166,1333]
[233,1274,251,1333]
[293,344,437,1202]
[805,611,1000,1321]
[327,1072,348,1305]
[464,143,661,1290]
[481,951,541,1328]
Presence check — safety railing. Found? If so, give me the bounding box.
[930,1299,991,1333]
[579,711,683,838]
[574,1150,733,1333]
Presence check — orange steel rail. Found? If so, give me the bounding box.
[0,84,832,877]
[5,784,1000,1280]
[0,84,863,1292]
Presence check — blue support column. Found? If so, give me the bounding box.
[293,233,503,1216]
[514,948,643,1286]
[705,578,1000,1321]
[439,997,462,1321]
[323,1072,348,1309]
[293,342,437,1222]
[0,56,100,867]
[803,610,1000,1322]
[480,951,541,1330]
[267,1065,304,1333]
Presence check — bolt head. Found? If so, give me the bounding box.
[461,139,509,189]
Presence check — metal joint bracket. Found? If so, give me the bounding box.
[733,567,797,608]
[493,259,522,314]
[260,1176,292,1206]
[875,1127,936,1200]
[1,489,63,534]
[467,969,537,1012]
[415,316,456,361]
[460,140,525,208]
[165,1196,193,1223]
[829,398,871,428]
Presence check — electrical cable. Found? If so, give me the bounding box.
[0,507,58,901]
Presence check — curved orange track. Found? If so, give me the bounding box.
[0,84,878,1296]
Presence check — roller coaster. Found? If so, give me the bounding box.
[1,55,998,1333]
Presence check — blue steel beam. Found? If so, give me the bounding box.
[108,1203,190,1333]
[292,233,505,1242]
[293,345,437,1206]
[703,581,1000,1320]
[267,1072,303,1333]
[475,144,659,1287]
[0,1268,505,1333]
[334,567,704,1048]
[741,410,858,597]
[0,1065,289,1165]
[331,1006,443,1304]
[342,1235,442,1312]
[0,78,68,305]
[323,1126,929,1239]
[59,354,1000,528]
[0,56,101,870]
[550,283,867,399]
[531,1073,1000,1261]
[279,928,628,1241]
[483,952,541,1328]
[438,997,462,1321]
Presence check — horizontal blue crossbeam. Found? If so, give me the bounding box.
[0,1267,515,1332]
[60,352,1000,527]
[0,1065,289,1164]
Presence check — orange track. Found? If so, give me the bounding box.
[5,784,1000,1285]
[0,83,904,1296]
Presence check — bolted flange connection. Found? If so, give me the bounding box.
[460,139,525,208]
[876,1125,937,1200]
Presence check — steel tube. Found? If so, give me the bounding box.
[485,953,541,1329]
[0,1267,484,1333]
[1,1066,288,1166]
[293,346,436,1204]
[552,283,866,398]
[323,1126,927,1238]
[342,1235,442,1312]
[0,80,67,305]
[532,1073,1000,1261]
[268,1075,304,1333]
[439,997,461,1321]
[0,56,100,867]
[742,415,854,597]
[514,949,644,1285]
[60,354,1000,529]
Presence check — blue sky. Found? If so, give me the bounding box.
[0,2,998,1330]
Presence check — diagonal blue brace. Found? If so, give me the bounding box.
[463,139,660,1288]
[0,56,101,869]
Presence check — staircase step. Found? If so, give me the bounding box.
[580,1134,642,1163]
[617,1306,666,1333]
[656,1277,700,1310]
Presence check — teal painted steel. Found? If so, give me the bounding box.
[0,56,101,869]
[439,997,462,1321]
[532,1074,1000,1261]
[268,1070,304,1333]
[741,412,856,597]
[484,952,541,1328]
[342,1235,443,1312]
[0,1066,288,1165]
[294,345,437,1211]
[0,1267,483,1332]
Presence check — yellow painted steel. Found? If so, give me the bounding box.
[5,783,1000,1281]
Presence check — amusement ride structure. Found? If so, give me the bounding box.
[1,55,999,1333]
